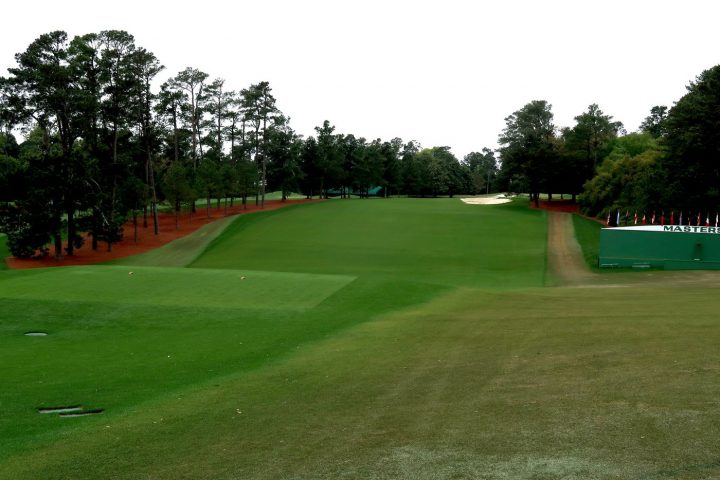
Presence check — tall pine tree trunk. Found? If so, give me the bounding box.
[66,209,75,256]
[53,207,63,260]
[108,124,119,253]
[92,210,99,251]
[175,200,180,230]
[261,117,267,209]
[149,160,160,235]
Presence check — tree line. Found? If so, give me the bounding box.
[496,65,720,221]
[0,30,498,259]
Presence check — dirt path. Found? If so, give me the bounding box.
[545,212,720,288]
[546,212,597,286]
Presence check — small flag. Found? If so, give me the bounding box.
[697,211,701,226]
[716,213,718,227]
[679,211,683,226]
[616,209,620,226]
[634,211,638,225]
[642,213,646,225]
[660,211,664,226]
[670,210,674,225]
[625,210,629,225]
[706,214,710,226]
[606,210,611,226]
[651,211,656,224]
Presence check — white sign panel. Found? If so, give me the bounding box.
[604,225,720,234]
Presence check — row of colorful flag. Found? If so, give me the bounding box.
[607,210,720,227]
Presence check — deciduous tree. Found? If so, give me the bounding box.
[498,100,557,206]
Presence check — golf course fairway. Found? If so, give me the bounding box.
[1,198,719,479]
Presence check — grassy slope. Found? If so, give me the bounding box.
[192,198,548,289]
[0,267,439,462]
[110,215,238,267]
[0,199,545,468]
[3,285,720,479]
[572,214,603,269]
[0,265,355,309]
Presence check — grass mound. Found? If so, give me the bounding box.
[572,214,603,269]
[0,265,355,310]
[192,198,548,289]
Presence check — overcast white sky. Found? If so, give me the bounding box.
[2,0,719,159]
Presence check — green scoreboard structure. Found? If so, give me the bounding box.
[599,225,720,269]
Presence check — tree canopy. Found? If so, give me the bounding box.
[0,30,482,258]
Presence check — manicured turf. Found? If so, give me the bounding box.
[192,198,548,289]
[572,214,603,269]
[0,265,354,309]
[3,283,720,478]
[111,215,237,267]
[2,198,720,479]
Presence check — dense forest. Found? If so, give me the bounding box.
[496,66,720,224]
[2,30,720,259]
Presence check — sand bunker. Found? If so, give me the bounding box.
[37,405,104,417]
[38,406,82,414]
[461,196,512,205]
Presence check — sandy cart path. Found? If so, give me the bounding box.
[546,212,597,286]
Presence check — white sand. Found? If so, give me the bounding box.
[460,196,511,205]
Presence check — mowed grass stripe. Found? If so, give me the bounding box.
[110,214,237,267]
[0,275,447,462]
[0,265,355,310]
[192,198,548,289]
[3,285,720,479]
[572,214,603,270]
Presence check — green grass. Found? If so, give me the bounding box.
[193,198,548,289]
[2,198,720,479]
[572,214,603,269]
[0,267,440,464]
[263,190,307,200]
[3,283,720,479]
[0,265,354,310]
[111,215,237,267]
